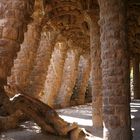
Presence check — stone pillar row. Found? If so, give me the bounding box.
[98,0,131,139]
[0,1,132,139]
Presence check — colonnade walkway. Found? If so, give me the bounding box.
[0,100,139,140]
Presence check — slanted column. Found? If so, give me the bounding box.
[88,8,103,130]
[56,48,80,108]
[42,39,68,107]
[25,29,58,98]
[7,0,44,92]
[71,54,91,105]
[0,0,34,84]
[133,54,140,99]
[0,0,35,115]
[98,0,131,139]
[7,22,42,91]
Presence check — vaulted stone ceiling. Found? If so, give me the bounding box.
[33,0,140,55]
[35,0,92,53]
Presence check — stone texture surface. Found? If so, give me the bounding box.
[0,0,34,83]
[7,22,42,92]
[0,1,139,140]
[56,49,80,108]
[89,9,103,129]
[128,4,140,54]
[98,0,132,139]
[0,0,35,115]
[7,0,44,93]
[133,54,140,99]
[85,71,92,103]
[71,54,91,105]
[24,29,58,98]
[42,40,68,107]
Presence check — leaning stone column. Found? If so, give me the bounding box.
[0,0,35,115]
[71,54,91,105]
[133,54,140,99]
[7,1,44,92]
[7,22,42,91]
[98,0,131,139]
[42,38,68,107]
[56,48,80,108]
[25,29,58,98]
[87,8,103,130]
[0,0,34,84]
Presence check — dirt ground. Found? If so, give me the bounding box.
[0,101,139,140]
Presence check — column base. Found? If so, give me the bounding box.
[103,127,131,140]
[92,127,103,139]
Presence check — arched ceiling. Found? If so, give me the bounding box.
[33,0,140,55]
[40,0,94,52]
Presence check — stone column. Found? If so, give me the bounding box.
[133,54,140,99]
[7,0,44,92]
[71,54,91,105]
[85,73,92,103]
[98,0,131,139]
[42,40,68,107]
[0,0,34,84]
[7,22,42,91]
[0,0,35,115]
[88,8,103,130]
[25,29,58,98]
[56,48,80,108]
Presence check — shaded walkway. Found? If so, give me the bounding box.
[1,100,140,140]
